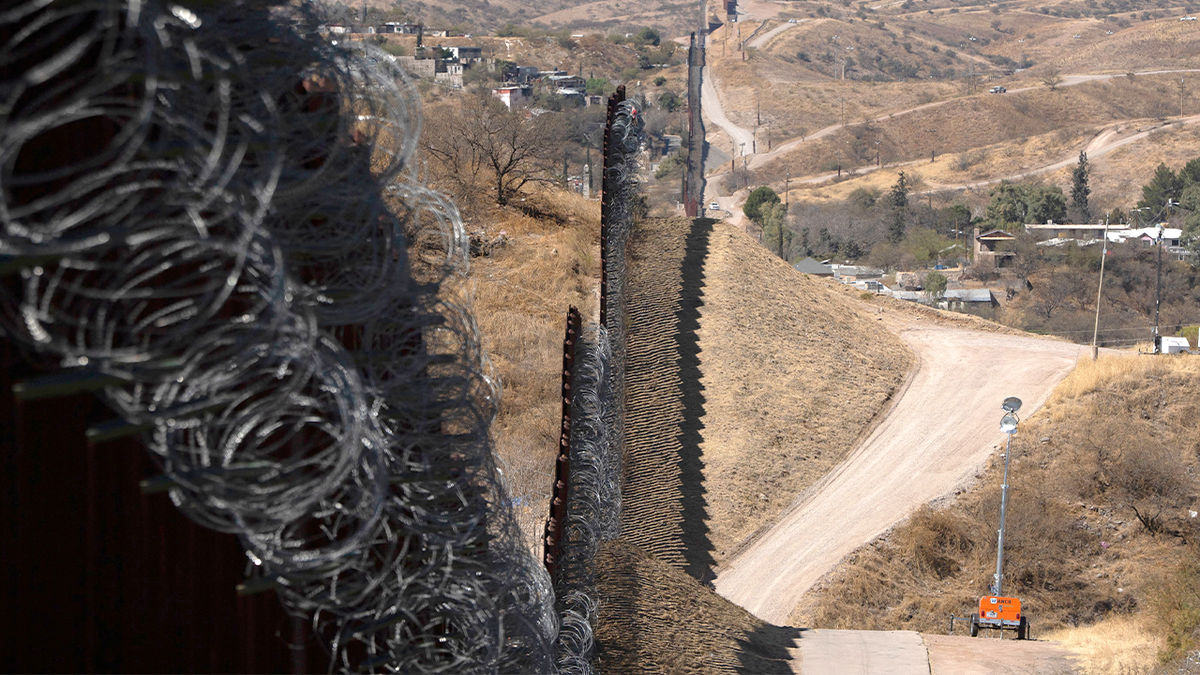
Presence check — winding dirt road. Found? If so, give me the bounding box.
[714,320,1088,624]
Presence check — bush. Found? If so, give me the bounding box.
[653,75,666,86]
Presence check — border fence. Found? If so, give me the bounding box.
[2,4,647,672]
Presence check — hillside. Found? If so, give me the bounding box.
[797,354,1200,673]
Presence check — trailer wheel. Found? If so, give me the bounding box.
[1017,617,1028,640]
[969,614,979,637]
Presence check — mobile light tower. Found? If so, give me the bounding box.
[970,396,1030,640]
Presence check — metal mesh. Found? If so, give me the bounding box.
[547,93,643,674]
[1,1,555,672]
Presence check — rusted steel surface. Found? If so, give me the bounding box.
[599,86,627,329]
[0,341,302,673]
[544,306,582,581]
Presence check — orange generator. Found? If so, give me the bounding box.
[970,596,1028,639]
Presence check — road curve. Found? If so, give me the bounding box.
[714,322,1087,624]
[745,68,1200,171]
[702,64,756,157]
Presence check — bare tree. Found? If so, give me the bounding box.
[422,92,566,206]
[1041,67,1063,91]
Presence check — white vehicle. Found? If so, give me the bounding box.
[788,18,797,23]
[1182,15,1196,20]
[709,201,720,210]
[989,85,1007,93]
[1161,337,1191,353]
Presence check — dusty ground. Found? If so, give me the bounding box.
[925,634,1082,674]
[693,222,913,568]
[714,318,1087,624]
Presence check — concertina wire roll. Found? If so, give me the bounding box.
[0,0,567,671]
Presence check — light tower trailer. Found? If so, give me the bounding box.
[970,595,1029,639]
[956,396,1032,640]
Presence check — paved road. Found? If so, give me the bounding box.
[714,322,1087,624]
[800,630,930,675]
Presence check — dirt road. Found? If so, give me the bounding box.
[745,68,1200,171]
[713,321,1087,624]
[701,65,756,158]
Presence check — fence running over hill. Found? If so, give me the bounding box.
[542,87,643,674]
[682,32,706,218]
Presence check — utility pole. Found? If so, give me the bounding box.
[1181,77,1186,118]
[1091,213,1110,360]
[1155,220,1163,353]
[784,171,790,208]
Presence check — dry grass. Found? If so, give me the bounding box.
[1046,614,1163,675]
[800,352,1200,662]
[694,223,914,564]
[465,187,601,546]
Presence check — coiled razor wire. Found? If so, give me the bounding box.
[1,1,557,672]
[547,94,643,674]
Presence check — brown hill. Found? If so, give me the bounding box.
[797,355,1200,672]
[594,539,799,674]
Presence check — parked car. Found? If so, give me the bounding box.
[989,85,1007,93]
[1182,15,1196,20]
[709,201,720,210]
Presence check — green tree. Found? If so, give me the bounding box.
[743,186,781,222]
[902,228,956,265]
[635,27,661,46]
[867,240,903,272]
[585,77,613,96]
[1070,151,1090,221]
[923,271,948,299]
[760,202,792,258]
[1138,162,1183,214]
[985,183,1066,227]
[657,90,681,112]
[888,172,910,243]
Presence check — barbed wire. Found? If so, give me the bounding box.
[545,92,643,674]
[1,1,556,672]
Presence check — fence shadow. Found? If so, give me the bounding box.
[676,217,717,583]
[735,623,803,674]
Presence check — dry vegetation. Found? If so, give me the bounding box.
[593,539,798,674]
[696,223,914,563]
[461,189,601,544]
[796,354,1200,672]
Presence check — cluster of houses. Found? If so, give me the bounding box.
[491,70,604,109]
[973,221,1189,270]
[791,219,1192,313]
[793,258,1001,312]
[318,22,463,38]
[316,23,599,107]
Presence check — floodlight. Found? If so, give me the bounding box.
[1000,414,1019,433]
[1001,397,1022,413]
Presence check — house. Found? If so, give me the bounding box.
[793,257,835,276]
[396,56,437,79]
[831,264,882,282]
[492,85,532,109]
[942,288,998,310]
[973,226,1017,269]
[448,46,483,63]
[378,22,421,34]
[435,62,464,87]
[506,65,540,84]
[547,74,586,90]
[1025,221,1130,243]
[425,29,450,37]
